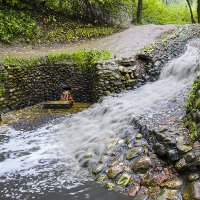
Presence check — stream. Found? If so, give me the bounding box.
[0,39,200,200]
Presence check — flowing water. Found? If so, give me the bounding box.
[0,40,200,200]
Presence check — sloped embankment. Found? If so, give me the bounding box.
[185,77,200,141]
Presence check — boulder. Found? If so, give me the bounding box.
[183,181,200,200]
[132,156,152,172]
[107,163,124,179]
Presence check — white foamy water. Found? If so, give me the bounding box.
[0,40,200,198]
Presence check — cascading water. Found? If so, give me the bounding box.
[0,39,200,200]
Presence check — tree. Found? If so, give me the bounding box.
[198,0,200,23]
[186,0,195,23]
[132,0,137,23]
[137,0,143,23]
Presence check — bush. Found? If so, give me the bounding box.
[0,9,37,43]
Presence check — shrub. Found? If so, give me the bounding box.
[0,9,37,43]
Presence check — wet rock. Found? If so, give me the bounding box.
[108,156,123,167]
[92,164,105,175]
[79,152,94,167]
[183,181,200,200]
[148,186,161,195]
[155,189,178,200]
[106,139,118,149]
[132,156,152,172]
[126,148,142,160]
[184,151,195,162]
[128,184,140,197]
[152,168,171,185]
[136,133,143,139]
[104,182,115,190]
[177,144,193,154]
[117,173,131,186]
[154,143,166,157]
[197,157,200,166]
[96,174,106,182]
[0,153,5,162]
[161,178,183,189]
[167,149,179,161]
[188,174,200,182]
[118,139,125,144]
[134,195,148,200]
[175,158,188,171]
[99,155,110,163]
[107,163,124,179]
[156,132,166,141]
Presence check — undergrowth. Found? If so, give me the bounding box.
[0,7,117,44]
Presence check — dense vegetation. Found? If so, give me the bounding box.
[0,7,116,44]
[185,77,200,141]
[0,0,199,44]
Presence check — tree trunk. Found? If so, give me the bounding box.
[198,0,200,23]
[137,0,143,24]
[132,0,137,23]
[186,0,195,23]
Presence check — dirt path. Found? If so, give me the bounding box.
[0,24,176,59]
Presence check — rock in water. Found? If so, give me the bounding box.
[183,181,200,200]
[107,163,124,179]
[132,156,152,172]
[117,173,131,186]
[128,184,140,197]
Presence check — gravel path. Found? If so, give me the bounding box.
[0,24,176,59]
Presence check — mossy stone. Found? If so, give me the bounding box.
[117,173,131,186]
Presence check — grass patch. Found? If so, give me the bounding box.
[1,49,111,69]
[46,50,111,67]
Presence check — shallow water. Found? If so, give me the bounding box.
[0,40,200,199]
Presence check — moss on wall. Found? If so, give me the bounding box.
[185,77,200,141]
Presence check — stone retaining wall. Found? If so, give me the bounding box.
[0,64,93,111]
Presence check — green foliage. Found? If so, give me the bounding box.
[0,87,3,97]
[142,0,195,24]
[0,73,5,97]
[1,56,41,69]
[186,77,200,109]
[0,9,37,43]
[43,21,116,43]
[46,50,111,67]
[0,6,117,44]
[0,50,111,69]
[185,77,200,141]
[39,0,132,24]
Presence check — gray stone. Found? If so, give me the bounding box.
[183,181,200,200]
